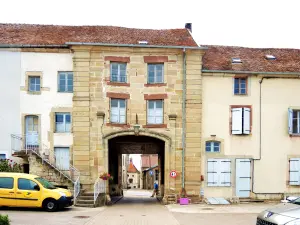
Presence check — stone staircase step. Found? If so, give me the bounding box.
[81,192,94,196]
[75,203,95,208]
[77,196,94,200]
[76,199,94,204]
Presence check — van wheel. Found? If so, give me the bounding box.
[43,199,58,212]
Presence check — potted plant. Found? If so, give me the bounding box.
[179,188,189,205]
[100,172,113,181]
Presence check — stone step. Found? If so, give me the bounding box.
[78,196,94,200]
[75,203,95,208]
[81,192,94,196]
[76,199,94,204]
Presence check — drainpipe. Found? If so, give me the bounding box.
[182,48,187,189]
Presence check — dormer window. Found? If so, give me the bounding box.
[265,55,276,60]
[232,58,242,64]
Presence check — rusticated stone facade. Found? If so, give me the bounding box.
[71,45,204,196]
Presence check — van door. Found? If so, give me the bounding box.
[16,178,41,207]
[0,176,16,206]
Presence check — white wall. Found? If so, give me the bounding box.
[20,52,73,149]
[0,51,21,158]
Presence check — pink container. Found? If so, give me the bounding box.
[179,198,189,205]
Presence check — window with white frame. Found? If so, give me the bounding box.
[148,64,164,84]
[289,158,300,185]
[58,72,73,92]
[207,158,231,187]
[231,107,251,135]
[55,113,71,132]
[29,76,41,92]
[111,63,127,83]
[147,100,163,124]
[288,109,300,135]
[205,141,220,153]
[110,99,126,124]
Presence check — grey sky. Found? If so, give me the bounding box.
[1,0,299,48]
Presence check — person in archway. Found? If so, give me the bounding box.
[151,181,159,197]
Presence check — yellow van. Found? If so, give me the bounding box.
[0,172,73,212]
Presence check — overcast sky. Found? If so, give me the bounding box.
[1,0,299,49]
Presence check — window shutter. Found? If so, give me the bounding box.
[288,108,293,134]
[243,108,251,134]
[289,158,300,185]
[207,159,217,187]
[231,108,243,134]
[219,159,231,186]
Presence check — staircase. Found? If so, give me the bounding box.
[75,191,95,207]
[164,194,177,204]
[11,134,81,203]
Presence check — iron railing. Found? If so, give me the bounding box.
[94,178,106,205]
[11,134,81,202]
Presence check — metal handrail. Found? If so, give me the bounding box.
[94,178,106,205]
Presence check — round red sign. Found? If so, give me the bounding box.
[170,170,177,178]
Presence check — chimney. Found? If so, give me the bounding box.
[185,23,192,33]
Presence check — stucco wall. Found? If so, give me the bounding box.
[202,73,300,198]
[127,172,140,188]
[0,51,21,158]
[20,52,73,150]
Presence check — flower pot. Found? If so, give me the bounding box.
[101,177,108,180]
[179,197,189,205]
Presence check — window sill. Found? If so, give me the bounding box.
[58,91,73,93]
[107,82,130,87]
[54,131,72,134]
[234,94,248,96]
[27,91,41,95]
[106,123,130,128]
[143,124,167,128]
[144,83,167,87]
[289,134,300,137]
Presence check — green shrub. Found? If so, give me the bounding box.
[0,214,10,225]
[0,159,22,173]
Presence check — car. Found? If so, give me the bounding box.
[257,197,300,225]
[0,172,73,212]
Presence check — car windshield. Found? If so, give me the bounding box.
[291,198,300,205]
[35,177,57,189]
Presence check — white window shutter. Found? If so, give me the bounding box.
[289,158,300,185]
[219,159,231,187]
[232,108,243,134]
[243,108,251,134]
[288,108,293,134]
[207,159,217,187]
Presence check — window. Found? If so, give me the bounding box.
[110,99,126,124]
[58,72,73,92]
[288,109,300,135]
[207,159,231,187]
[132,175,134,177]
[289,158,300,185]
[206,141,220,153]
[231,107,251,135]
[111,63,127,83]
[129,178,133,183]
[147,100,163,124]
[35,177,56,189]
[0,177,14,189]
[155,170,159,181]
[29,76,40,92]
[148,64,164,84]
[234,78,247,95]
[55,113,71,132]
[18,178,39,190]
[0,154,6,159]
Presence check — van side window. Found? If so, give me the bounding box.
[0,177,14,189]
[18,178,39,191]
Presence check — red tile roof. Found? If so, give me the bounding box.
[202,45,300,73]
[141,155,158,168]
[0,23,198,47]
[127,162,139,173]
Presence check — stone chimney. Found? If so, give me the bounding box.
[185,23,192,33]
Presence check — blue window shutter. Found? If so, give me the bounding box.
[289,158,300,185]
[288,108,293,134]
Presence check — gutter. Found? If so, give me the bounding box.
[182,48,187,189]
[202,69,300,76]
[0,44,69,48]
[65,42,208,50]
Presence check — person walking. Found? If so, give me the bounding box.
[151,181,159,197]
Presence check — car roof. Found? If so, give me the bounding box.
[0,172,38,179]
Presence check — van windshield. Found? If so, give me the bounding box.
[35,177,57,189]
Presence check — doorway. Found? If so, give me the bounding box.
[25,115,39,149]
[235,158,252,198]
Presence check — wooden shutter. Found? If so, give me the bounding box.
[243,108,251,134]
[231,108,243,134]
[289,158,300,185]
[207,159,218,186]
[219,159,231,187]
[288,108,293,134]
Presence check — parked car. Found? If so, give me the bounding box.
[0,172,73,212]
[257,197,300,225]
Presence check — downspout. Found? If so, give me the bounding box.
[182,48,187,189]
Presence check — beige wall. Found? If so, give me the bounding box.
[202,73,300,198]
[127,172,140,188]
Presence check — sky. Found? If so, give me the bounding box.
[1,0,300,49]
